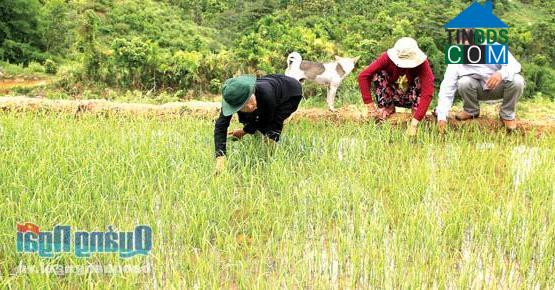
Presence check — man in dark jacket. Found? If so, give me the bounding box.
[214,74,303,173]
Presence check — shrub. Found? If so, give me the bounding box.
[522,63,555,99]
[2,40,45,65]
[0,62,25,77]
[11,86,34,96]
[56,62,85,92]
[209,78,222,94]
[111,37,158,89]
[157,50,203,91]
[27,62,45,73]
[44,59,58,74]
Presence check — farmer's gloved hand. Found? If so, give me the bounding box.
[214,156,225,175]
[228,129,246,140]
[406,118,419,137]
[438,120,447,134]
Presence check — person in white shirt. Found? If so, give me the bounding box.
[435,46,525,132]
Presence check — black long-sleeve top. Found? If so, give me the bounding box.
[214,74,303,157]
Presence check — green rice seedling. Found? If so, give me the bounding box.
[0,111,553,288]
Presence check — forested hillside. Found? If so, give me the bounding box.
[0,0,553,99]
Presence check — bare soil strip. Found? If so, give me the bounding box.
[0,79,50,94]
[0,96,553,134]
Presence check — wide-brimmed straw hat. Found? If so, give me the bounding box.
[387,37,427,68]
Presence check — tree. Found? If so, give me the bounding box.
[79,9,101,79]
[42,0,74,55]
[0,0,45,63]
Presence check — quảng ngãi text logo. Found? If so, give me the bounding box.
[444,0,509,64]
[16,223,152,258]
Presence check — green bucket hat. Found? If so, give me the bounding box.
[221,75,256,116]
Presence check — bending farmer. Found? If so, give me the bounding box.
[358,37,435,136]
[214,74,303,173]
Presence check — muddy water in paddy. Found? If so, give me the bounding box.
[0,79,49,94]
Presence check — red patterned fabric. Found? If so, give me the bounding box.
[358,52,434,121]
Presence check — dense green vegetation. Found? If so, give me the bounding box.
[1,111,554,288]
[0,0,553,101]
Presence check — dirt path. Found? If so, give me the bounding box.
[0,96,553,134]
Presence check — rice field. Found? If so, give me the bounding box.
[0,110,554,288]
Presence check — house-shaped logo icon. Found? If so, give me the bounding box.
[444,0,508,29]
